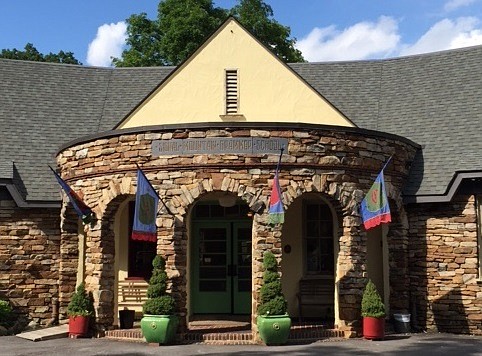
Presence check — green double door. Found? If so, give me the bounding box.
[192,221,252,314]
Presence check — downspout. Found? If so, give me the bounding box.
[46,298,59,327]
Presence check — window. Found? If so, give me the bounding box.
[128,201,156,280]
[304,203,334,275]
[225,69,238,114]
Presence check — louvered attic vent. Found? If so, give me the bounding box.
[225,69,238,115]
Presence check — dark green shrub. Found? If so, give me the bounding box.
[361,279,386,318]
[67,283,94,317]
[0,300,13,327]
[147,270,168,298]
[258,296,287,316]
[143,295,175,315]
[263,270,279,284]
[257,251,288,316]
[260,282,282,303]
[143,255,175,315]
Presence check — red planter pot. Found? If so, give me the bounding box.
[362,316,385,340]
[69,315,90,337]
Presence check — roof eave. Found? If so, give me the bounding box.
[404,171,482,204]
[1,182,60,208]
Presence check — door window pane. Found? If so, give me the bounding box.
[200,280,226,292]
[305,202,334,276]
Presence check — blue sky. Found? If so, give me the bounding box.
[1,0,482,66]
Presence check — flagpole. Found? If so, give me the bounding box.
[381,156,393,171]
[276,148,284,173]
[48,165,93,224]
[135,164,174,216]
[48,165,59,176]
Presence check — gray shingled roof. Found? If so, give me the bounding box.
[0,59,172,202]
[1,45,481,204]
[0,161,13,180]
[290,45,482,197]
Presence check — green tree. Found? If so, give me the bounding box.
[112,13,164,67]
[230,0,304,63]
[0,43,81,64]
[113,0,303,67]
[158,0,227,66]
[114,0,226,67]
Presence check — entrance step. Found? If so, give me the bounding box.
[289,323,346,341]
[104,321,347,345]
[16,324,69,341]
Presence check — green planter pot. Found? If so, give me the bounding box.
[140,314,178,344]
[257,314,291,345]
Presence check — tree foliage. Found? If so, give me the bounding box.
[361,279,386,318]
[230,0,303,63]
[113,0,304,67]
[0,43,81,64]
[143,255,176,315]
[67,282,94,317]
[112,13,164,67]
[257,251,288,316]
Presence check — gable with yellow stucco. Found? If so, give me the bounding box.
[117,18,354,129]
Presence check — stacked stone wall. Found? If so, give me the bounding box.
[0,200,60,327]
[408,195,481,335]
[57,126,417,331]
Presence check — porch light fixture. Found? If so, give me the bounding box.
[218,193,237,207]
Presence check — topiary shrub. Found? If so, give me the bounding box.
[67,282,94,317]
[0,299,13,327]
[361,279,386,318]
[143,255,175,315]
[257,251,288,316]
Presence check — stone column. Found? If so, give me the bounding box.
[337,214,366,333]
[251,211,283,341]
[158,213,186,331]
[85,221,115,330]
[58,206,80,322]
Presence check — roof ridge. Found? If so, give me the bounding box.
[288,44,482,65]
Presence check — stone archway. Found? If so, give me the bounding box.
[281,192,343,324]
[188,192,253,317]
[157,177,267,332]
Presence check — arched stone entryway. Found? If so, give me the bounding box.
[56,123,418,337]
[187,192,253,318]
[281,192,342,325]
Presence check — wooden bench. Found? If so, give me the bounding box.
[118,280,148,318]
[297,279,334,322]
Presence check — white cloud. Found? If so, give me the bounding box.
[296,16,400,62]
[400,17,482,56]
[444,0,477,12]
[86,22,127,67]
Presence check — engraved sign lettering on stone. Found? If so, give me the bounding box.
[152,137,287,156]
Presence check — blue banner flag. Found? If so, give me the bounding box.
[268,149,284,225]
[50,166,93,224]
[360,159,392,230]
[132,169,159,242]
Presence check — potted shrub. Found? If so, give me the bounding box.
[0,299,14,335]
[256,251,291,345]
[67,282,94,337]
[140,255,178,344]
[361,279,386,340]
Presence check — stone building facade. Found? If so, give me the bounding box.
[408,195,482,335]
[0,201,60,327]
[55,124,417,336]
[1,17,481,339]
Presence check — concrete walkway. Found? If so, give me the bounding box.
[1,332,481,355]
[16,324,68,341]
